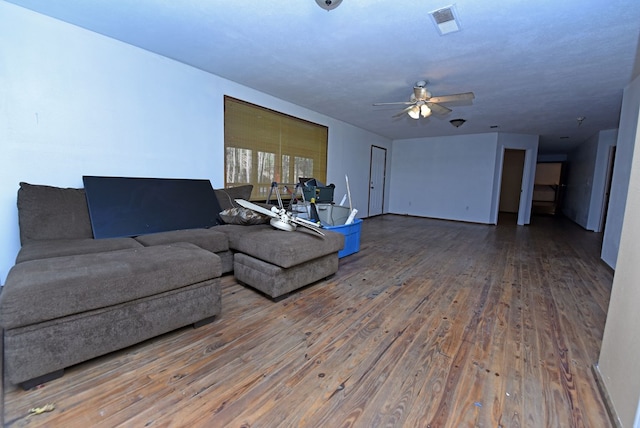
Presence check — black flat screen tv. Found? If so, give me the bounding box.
[83,176,222,239]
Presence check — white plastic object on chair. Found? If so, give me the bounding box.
[345,209,358,225]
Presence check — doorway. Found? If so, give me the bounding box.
[499,149,526,222]
[368,145,386,217]
[532,162,564,216]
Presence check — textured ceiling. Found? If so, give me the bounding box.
[6,0,640,153]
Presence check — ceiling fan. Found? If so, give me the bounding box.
[235,199,325,236]
[373,80,475,119]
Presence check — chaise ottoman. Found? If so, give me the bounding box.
[0,242,222,388]
[228,227,344,299]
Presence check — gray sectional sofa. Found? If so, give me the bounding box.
[0,181,344,388]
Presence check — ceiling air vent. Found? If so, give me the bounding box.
[430,5,461,35]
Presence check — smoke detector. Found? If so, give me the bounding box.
[316,0,343,11]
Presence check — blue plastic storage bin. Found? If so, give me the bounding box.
[325,218,362,258]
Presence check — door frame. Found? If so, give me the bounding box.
[599,145,617,233]
[492,144,536,225]
[368,145,387,217]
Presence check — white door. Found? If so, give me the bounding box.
[368,145,386,217]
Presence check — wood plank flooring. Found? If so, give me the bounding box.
[3,214,614,427]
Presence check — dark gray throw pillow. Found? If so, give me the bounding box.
[214,185,253,211]
[219,207,271,225]
[17,182,94,244]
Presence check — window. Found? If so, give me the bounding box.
[224,96,328,201]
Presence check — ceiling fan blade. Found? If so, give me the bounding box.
[290,217,325,236]
[392,105,416,118]
[373,101,414,106]
[235,199,277,218]
[428,92,475,103]
[426,102,452,115]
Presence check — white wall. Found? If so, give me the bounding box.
[323,124,392,216]
[597,74,640,428]
[0,2,391,283]
[563,129,618,231]
[601,75,640,268]
[562,134,600,229]
[388,132,537,225]
[388,133,498,223]
[563,132,600,228]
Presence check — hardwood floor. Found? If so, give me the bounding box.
[3,214,614,427]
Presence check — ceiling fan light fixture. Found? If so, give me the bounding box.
[373,81,474,121]
[408,106,421,119]
[414,86,429,100]
[450,118,466,127]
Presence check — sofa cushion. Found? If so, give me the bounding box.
[15,237,143,264]
[17,182,94,245]
[4,277,221,386]
[0,243,222,330]
[233,228,344,268]
[214,224,272,248]
[214,185,253,211]
[134,228,229,253]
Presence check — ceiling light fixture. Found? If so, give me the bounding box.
[315,0,343,11]
[420,104,432,118]
[414,83,430,100]
[450,118,466,127]
[407,103,432,120]
[408,105,421,119]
